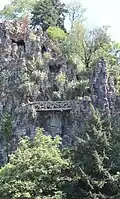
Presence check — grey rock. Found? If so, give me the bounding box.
[0,21,117,166]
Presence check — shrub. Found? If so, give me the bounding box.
[0,129,68,199]
[56,72,67,85]
[47,27,67,41]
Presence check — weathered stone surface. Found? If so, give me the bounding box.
[91,57,116,115]
[0,21,117,166]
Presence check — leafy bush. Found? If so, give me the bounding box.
[56,72,67,85]
[0,129,68,199]
[67,79,89,98]
[1,113,12,141]
[1,113,12,160]
[47,27,67,41]
[43,52,52,60]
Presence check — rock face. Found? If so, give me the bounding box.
[91,57,116,115]
[0,21,117,165]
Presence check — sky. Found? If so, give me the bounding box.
[63,0,120,42]
[0,0,120,42]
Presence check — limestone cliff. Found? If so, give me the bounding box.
[0,21,117,165]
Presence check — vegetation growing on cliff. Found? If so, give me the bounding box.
[0,110,120,199]
[0,0,120,199]
[1,113,12,161]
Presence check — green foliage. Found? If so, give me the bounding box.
[0,128,68,199]
[47,27,67,41]
[1,113,12,160]
[83,26,111,68]
[1,113,12,142]
[31,0,68,31]
[1,2,120,199]
[62,107,120,199]
[1,113,120,199]
[66,79,89,99]
[62,22,116,71]
[56,72,67,85]
[43,52,52,60]
[0,0,35,19]
[62,22,86,59]
[19,56,44,96]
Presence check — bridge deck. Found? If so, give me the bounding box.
[28,101,74,111]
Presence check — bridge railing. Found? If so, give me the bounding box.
[28,101,74,111]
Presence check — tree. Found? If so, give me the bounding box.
[0,0,35,19]
[108,113,120,175]
[0,128,68,199]
[81,26,111,68]
[62,106,120,199]
[31,0,68,31]
[61,22,86,60]
[67,1,86,30]
[63,23,113,69]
